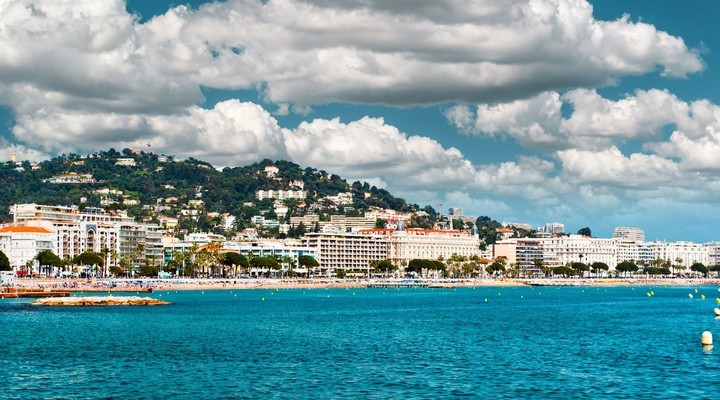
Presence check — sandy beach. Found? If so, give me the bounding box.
[3,276,720,293]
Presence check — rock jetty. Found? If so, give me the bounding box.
[30,296,170,307]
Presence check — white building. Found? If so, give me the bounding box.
[707,242,720,266]
[374,228,481,267]
[641,241,709,267]
[613,227,645,243]
[115,158,136,167]
[515,235,617,275]
[43,173,96,184]
[543,222,565,234]
[0,226,54,272]
[255,190,306,201]
[301,232,388,274]
[10,203,157,270]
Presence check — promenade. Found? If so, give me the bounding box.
[4,276,720,292]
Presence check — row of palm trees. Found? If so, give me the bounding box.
[26,242,325,279]
[377,254,720,280]
[163,243,321,278]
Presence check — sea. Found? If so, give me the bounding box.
[1,285,720,399]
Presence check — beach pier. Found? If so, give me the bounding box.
[367,280,429,288]
[1,288,71,299]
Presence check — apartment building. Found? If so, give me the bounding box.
[612,227,645,243]
[9,203,158,268]
[255,190,306,201]
[301,232,387,274]
[0,226,54,271]
[513,235,617,275]
[641,241,709,267]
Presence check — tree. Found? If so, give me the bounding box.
[710,264,720,278]
[0,250,9,271]
[221,252,249,277]
[590,262,609,277]
[674,258,686,276]
[249,256,280,277]
[553,266,574,277]
[407,258,445,277]
[690,262,709,278]
[298,255,319,268]
[616,260,638,277]
[446,253,467,278]
[376,259,396,276]
[37,250,65,275]
[486,258,507,276]
[119,255,132,277]
[571,262,590,277]
[577,227,592,237]
[73,251,104,268]
[73,251,104,277]
[138,264,159,277]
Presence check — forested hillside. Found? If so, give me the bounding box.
[0,149,433,233]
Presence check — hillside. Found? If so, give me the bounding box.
[0,149,437,235]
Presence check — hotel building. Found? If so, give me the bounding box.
[9,203,161,269]
[377,228,482,266]
[301,232,388,274]
[0,226,54,272]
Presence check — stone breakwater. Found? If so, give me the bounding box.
[30,296,170,306]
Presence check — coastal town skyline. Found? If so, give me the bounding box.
[2,0,720,242]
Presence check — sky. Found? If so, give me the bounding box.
[1,0,720,242]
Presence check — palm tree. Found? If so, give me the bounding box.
[100,247,111,278]
[533,258,545,278]
[206,242,223,277]
[188,243,200,277]
[674,257,686,277]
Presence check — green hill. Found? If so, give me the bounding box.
[0,149,437,235]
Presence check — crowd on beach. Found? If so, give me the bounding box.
[3,275,720,292]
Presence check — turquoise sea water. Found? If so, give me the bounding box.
[2,286,720,399]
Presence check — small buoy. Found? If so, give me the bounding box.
[689,294,694,298]
[262,297,265,301]
[484,298,488,303]
[702,331,713,345]
[714,308,720,317]
[696,289,699,293]
[702,295,706,300]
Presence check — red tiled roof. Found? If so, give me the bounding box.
[0,226,52,234]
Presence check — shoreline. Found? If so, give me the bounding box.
[3,277,720,293]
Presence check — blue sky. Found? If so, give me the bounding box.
[1,0,720,242]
